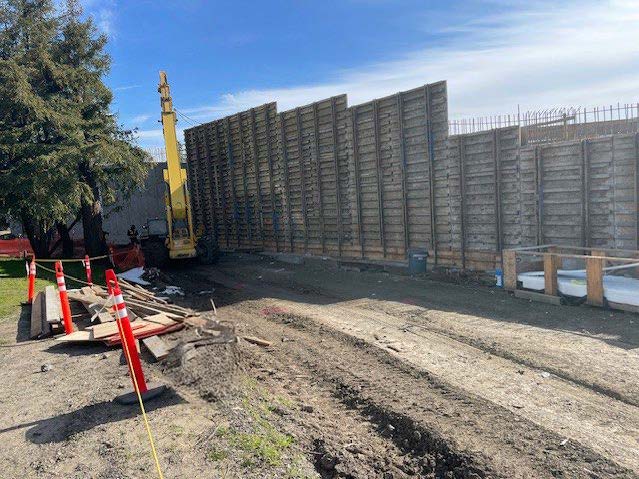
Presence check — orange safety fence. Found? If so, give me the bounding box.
[0,238,33,257]
[109,244,145,271]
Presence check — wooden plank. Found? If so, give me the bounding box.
[543,253,559,296]
[30,292,44,339]
[105,322,184,345]
[503,249,517,290]
[608,301,639,314]
[516,251,638,262]
[514,289,562,305]
[141,313,177,326]
[142,335,170,361]
[88,320,147,340]
[44,285,61,324]
[55,330,101,343]
[586,256,604,306]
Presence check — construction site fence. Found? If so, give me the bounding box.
[184,80,639,272]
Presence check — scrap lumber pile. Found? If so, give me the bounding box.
[30,278,204,358]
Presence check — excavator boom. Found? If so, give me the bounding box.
[158,71,197,259]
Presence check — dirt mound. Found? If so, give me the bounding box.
[163,320,242,401]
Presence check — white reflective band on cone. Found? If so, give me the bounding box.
[117,307,128,319]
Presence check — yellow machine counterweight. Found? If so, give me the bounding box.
[158,71,197,259]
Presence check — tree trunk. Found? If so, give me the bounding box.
[21,215,51,258]
[55,222,74,258]
[80,161,108,257]
[81,198,107,257]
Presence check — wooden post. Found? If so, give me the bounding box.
[503,249,517,290]
[586,255,604,306]
[543,253,559,296]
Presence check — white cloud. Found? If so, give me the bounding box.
[131,114,152,124]
[137,0,639,146]
[114,84,141,92]
[82,0,116,37]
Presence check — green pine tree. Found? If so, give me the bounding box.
[0,0,150,257]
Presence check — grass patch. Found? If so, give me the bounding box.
[0,258,108,322]
[207,446,229,462]
[228,427,294,467]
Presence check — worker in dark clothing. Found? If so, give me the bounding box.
[127,224,139,245]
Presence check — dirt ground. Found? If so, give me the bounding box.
[1,252,638,478]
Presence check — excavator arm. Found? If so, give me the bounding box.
[158,71,197,259]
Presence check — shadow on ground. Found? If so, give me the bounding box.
[169,252,639,351]
[0,388,185,444]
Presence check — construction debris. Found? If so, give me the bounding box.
[25,271,207,348]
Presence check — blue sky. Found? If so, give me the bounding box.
[83,0,639,148]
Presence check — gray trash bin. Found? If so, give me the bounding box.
[408,250,428,274]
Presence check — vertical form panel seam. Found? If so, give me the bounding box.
[330,97,343,257]
[582,139,590,247]
[279,113,294,252]
[373,100,386,258]
[295,107,309,252]
[202,126,218,243]
[312,102,325,253]
[239,114,252,246]
[635,133,639,250]
[458,137,466,270]
[424,85,438,265]
[225,116,241,248]
[493,129,503,255]
[397,93,410,259]
[611,136,617,249]
[264,107,279,252]
[250,108,265,247]
[351,106,365,258]
[535,145,543,245]
[215,121,231,248]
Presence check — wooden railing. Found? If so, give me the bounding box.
[503,245,639,310]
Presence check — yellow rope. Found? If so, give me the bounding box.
[34,262,94,286]
[118,312,165,479]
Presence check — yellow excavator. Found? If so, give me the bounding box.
[140,71,215,266]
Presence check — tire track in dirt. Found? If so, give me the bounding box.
[220,301,634,478]
[185,267,639,475]
[210,257,639,410]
